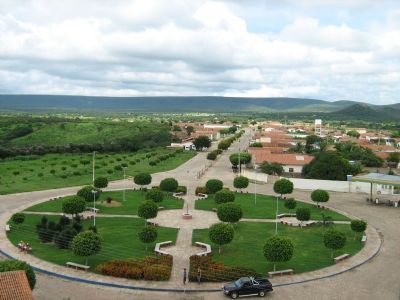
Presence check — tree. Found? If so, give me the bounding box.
[134,173,152,189]
[54,227,77,249]
[218,140,230,150]
[94,177,108,189]
[263,236,294,271]
[229,152,252,166]
[305,135,322,154]
[215,189,235,204]
[146,189,164,203]
[11,212,25,224]
[62,196,86,217]
[138,226,158,250]
[207,151,217,160]
[284,198,297,210]
[233,176,249,192]
[347,130,360,138]
[186,125,195,136]
[138,201,158,221]
[172,125,182,131]
[323,229,346,258]
[388,152,400,165]
[160,177,178,192]
[311,189,330,207]
[217,203,243,224]
[273,178,294,198]
[71,231,101,265]
[205,179,223,194]
[77,186,101,202]
[260,161,284,176]
[296,208,311,227]
[208,223,234,253]
[350,220,367,240]
[0,260,36,289]
[193,135,211,150]
[250,142,262,147]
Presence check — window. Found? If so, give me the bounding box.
[289,168,294,173]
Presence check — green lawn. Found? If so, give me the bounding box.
[25,190,184,215]
[7,215,178,271]
[0,149,196,194]
[195,193,349,221]
[192,222,363,274]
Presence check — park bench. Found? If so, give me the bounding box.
[173,192,184,198]
[268,269,293,277]
[158,206,165,210]
[197,193,208,199]
[334,253,350,263]
[66,262,90,271]
[154,241,173,255]
[195,241,212,256]
[5,224,11,232]
[361,235,367,243]
[86,207,100,213]
[146,221,159,227]
[277,213,296,219]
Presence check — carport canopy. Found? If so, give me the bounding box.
[352,172,400,200]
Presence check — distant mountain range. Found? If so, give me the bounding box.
[0,94,399,120]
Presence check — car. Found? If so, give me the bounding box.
[222,277,273,299]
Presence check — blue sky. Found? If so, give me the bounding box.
[0,0,399,104]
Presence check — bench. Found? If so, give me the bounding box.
[195,241,212,256]
[197,193,208,199]
[154,241,173,255]
[146,221,159,227]
[361,235,367,243]
[158,206,165,210]
[334,253,350,263]
[86,207,100,213]
[277,213,296,219]
[5,224,11,232]
[66,262,90,271]
[173,192,184,198]
[268,269,293,277]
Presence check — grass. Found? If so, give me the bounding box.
[195,193,350,221]
[7,214,178,271]
[192,221,364,274]
[25,190,184,215]
[0,149,196,194]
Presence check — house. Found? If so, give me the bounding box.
[0,270,34,300]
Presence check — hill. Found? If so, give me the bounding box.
[328,103,400,121]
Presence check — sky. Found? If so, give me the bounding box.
[0,0,399,104]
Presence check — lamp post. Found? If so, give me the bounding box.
[92,151,96,185]
[275,194,279,235]
[122,167,127,202]
[91,190,97,227]
[254,167,257,205]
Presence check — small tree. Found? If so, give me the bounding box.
[62,196,86,218]
[205,179,223,194]
[77,186,101,202]
[0,260,36,289]
[186,125,195,136]
[284,198,297,210]
[214,189,235,204]
[273,178,294,198]
[296,208,311,227]
[217,203,243,224]
[229,152,252,166]
[208,223,234,253]
[54,227,77,249]
[138,201,158,221]
[323,229,346,258]
[261,161,284,176]
[350,220,367,240]
[146,189,164,203]
[160,177,179,192]
[71,231,101,265]
[134,173,152,189]
[11,212,25,224]
[94,177,108,189]
[263,236,294,271]
[207,151,217,160]
[233,176,249,192]
[311,189,330,208]
[138,226,158,250]
[193,135,211,150]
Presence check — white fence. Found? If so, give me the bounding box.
[286,178,371,193]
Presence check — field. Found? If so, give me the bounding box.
[192,222,363,274]
[7,215,178,271]
[25,190,184,215]
[195,193,350,221]
[0,149,196,194]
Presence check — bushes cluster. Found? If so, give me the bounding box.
[207,149,222,161]
[160,178,179,192]
[195,186,207,195]
[205,179,223,194]
[217,131,244,151]
[96,255,173,281]
[145,189,164,203]
[188,255,260,282]
[148,152,178,166]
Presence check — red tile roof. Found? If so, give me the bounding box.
[249,149,314,165]
[0,270,33,300]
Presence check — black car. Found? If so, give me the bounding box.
[223,277,273,298]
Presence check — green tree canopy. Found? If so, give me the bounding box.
[138,201,158,220]
[233,176,249,190]
[217,203,243,223]
[273,178,294,197]
[138,226,158,250]
[145,189,164,203]
[347,130,360,138]
[193,135,211,150]
[77,186,101,202]
[296,208,311,226]
[350,220,367,239]
[263,236,294,271]
[71,231,101,265]
[134,173,152,188]
[62,196,86,217]
[260,161,284,175]
[284,198,297,210]
[311,189,330,207]
[229,152,252,166]
[214,189,235,204]
[208,223,235,253]
[205,179,223,194]
[186,125,195,136]
[94,177,108,189]
[159,177,179,192]
[323,229,346,258]
[11,212,25,224]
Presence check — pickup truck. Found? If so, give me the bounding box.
[222,277,273,299]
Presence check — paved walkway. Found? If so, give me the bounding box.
[0,128,398,299]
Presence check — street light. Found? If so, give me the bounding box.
[275,194,280,235]
[122,166,128,202]
[254,167,257,205]
[91,190,97,227]
[92,151,96,185]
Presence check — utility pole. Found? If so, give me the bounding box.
[91,190,97,227]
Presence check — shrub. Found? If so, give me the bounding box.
[143,265,171,281]
[217,203,243,223]
[284,198,297,210]
[207,152,217,160]
[205,179,223,194]
[94,177,108,189]
[77,186,101,202]
[323,229,347,258]
[311,189,330,206]
[273,178,294,197]
[209,223,234,253]
[114,165,122,171]
[176,186,187,194]
[146,189,164,203]
[160,178,179,192]
[134,173,152,188]
[62,196,86,217]
[71,231,101,264]
[0,260,36,289]
[263,236,294,271]
[296,207,311,226]
[233,176,249,190]
[138,201,158,220]
[11,212,25,224]
[350,220,367,239]
[138,226,158,250]
[214,189,235,204]
[54,227,77,249]
[195,186,207,195]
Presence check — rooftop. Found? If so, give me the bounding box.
[0,270,33,300]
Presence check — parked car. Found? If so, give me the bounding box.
[222,277,273,298]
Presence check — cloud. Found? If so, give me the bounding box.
[0,0,399,104]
